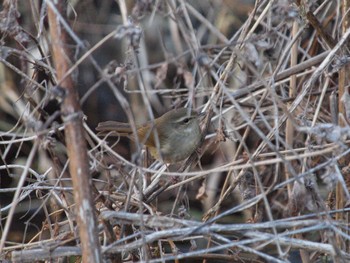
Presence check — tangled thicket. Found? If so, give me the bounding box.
[1,0,350,262]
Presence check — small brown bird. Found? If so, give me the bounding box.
[96,108,202,163]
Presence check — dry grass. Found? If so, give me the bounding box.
[1,0,350,262]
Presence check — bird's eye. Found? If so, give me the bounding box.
[182,117,191,124]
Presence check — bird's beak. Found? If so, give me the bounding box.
[198,111,207,120]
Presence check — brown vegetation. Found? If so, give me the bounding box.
[1,0,350,262]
